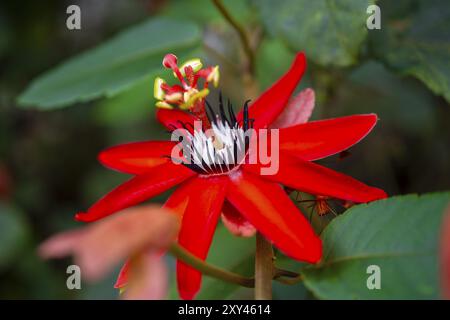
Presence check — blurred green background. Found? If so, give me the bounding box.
[0,0,449,299]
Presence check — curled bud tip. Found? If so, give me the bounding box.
[162,53,178,69]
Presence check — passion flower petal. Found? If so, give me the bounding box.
[279,114,379,161]
[98,140,177,174]
[221,200,256,237]
[237,52,307,129]
[75,163,195,222]
[176,176,228,300]
[40,205,179,282]
[270,88,315,128]
[245,152,387,203]
[226,170,322,263]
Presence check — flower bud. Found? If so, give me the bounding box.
[162,53,178,69]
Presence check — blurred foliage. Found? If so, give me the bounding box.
[0,0,449,299]
[302,193,450,299]
[18,18,201,109]
[0,203,29,270]
[255,0,375,66]
[370,0,450,103]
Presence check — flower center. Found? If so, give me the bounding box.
[176,94,253,175]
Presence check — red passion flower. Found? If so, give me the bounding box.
[75,52,387,299]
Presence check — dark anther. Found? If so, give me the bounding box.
[243,100,251,131]
[228,99,237,125]
[219,91,230,126]
[205,100,217,124]
[233,140,238,165]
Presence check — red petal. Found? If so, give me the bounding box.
[270,88,315,128]
[237,52,306,129]
[75,163,195,222]
[156,108,197,132]
[98,141,176,174]
[114,260,130,288]
[441,206,450,299]
[122,252,169,300]
[245,153,387,203]
[163,177,196,217]
[280,114,378,161]
[221,200,256,237]
[226,171,321,263]
[176,176,228,300]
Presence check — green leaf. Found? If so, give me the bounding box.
[93,75,155,126]
[302,193,450,299]
[254,0,375,66]
[256,39,296,91]
[17,18,200,109]
[93,48,202,127]
[273,256,309,300]
[0,202,30,270]
[168,225,255,300]
[371,0,450,103]
[161,0,253,26]
[338,61,436,135]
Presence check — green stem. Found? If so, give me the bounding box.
[254,233,273,299]
[273,268,303,285]
[274,268,300,278]
[170,243,303,289]
[273,275,303,285]
[169,243,254,288]
[211,0,255,74]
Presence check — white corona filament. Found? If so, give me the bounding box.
[183,119,247,174]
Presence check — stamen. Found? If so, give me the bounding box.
[175,95,254,176]
[243,100,251,131]
[228,99,236,125]
[205,100,217,124]
[218,92,230,126]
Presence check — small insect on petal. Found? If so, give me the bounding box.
[154,77,166,100]
[178,58,203,77]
